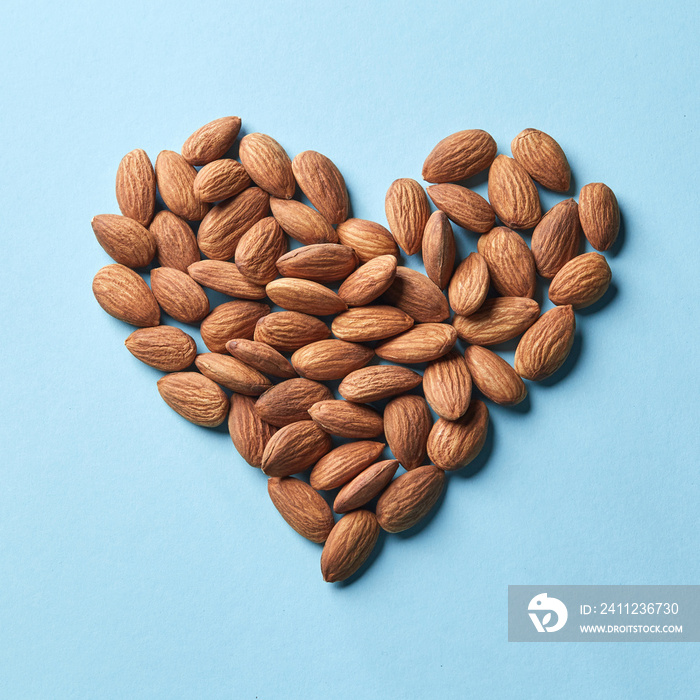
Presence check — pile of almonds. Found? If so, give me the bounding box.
[92,118,619,582]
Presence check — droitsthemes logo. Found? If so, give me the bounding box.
[528,593,568,633]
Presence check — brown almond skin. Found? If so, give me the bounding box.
[464,346,527,405]
[276,244,358,282]
[334,460,399,514]
[338,255,398,306]
[156,372,229,427]
[477,227,537,298]
[511,129,571,192]
[225,338,297,379]
[154,150,209,221]
[384,395,432,470]
[453,297,540,346]
[92,264,160,327]
[514,305,576,381]
[265,279,347,316]
[187,260,266,299]
[427,184,495,233]
[193,159,251,203]
[239,133,296,199]
[310,441,386,491]
[292,151,349,224]
[92,214,156,269]
[194,352,271,395]
[448,252,490,316]
[531,199,582,278]
[150,267,209,323]
[321,510,380,583]
[338,365,422,403]
[309,400,383,439]
[261,421,332,477]
[383,266,450,323]
[181,116,241,166]
[234,216,287,285]
[427,400,489,471]
[228,394,277,468]
[336,219,399,262]
[548,253,612,309]
[376,323,457,363]
[331,306,414,342]
[422,129,497,183]
[291,340,374,381]
[422,211,455,289]
[150,211,200,272]
[579,182,620,251]
[385,178,431,255]
[267,477,335,543]
[423,350,472,420]
[197,187,270,261]
[376,465,445,533]
[270,197,338,245]
[488,155,541,230]
[255,378,333,427]
[200,301,271,353]
[254,311,330,352]
[125,326,197,372]
[116,149,156,226]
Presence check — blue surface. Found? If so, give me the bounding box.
[1,0,699,698]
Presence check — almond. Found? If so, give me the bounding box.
[488,154,541,230]
[578,182,620,251]
[334,459,399,514]
[156,372,229,427]
[225,338,297,379]
[150,267,209,323]
[427,400,489,471]
[338,365,422,403]
[255,378,333,427]
[187,260,266,299]
[234,216,287,285]
[548,252,612,308]
[125,326,197,371]
[422,129,497,183]
[511,129,571,192]
[310,441,386,491]
[384,395,432,470]
[291,150,349,224]
[426,183,495,233]
[531,199,581,278]
[276,244,358,282]
[453,297,540,345]
[514,305,576,380]
[375,465,445,533]
[291,340,374,380]
[115,148,156,226]
[150,211,200,272]
[448,252,490,316]
[338,254,397,306]
[154,150,209,221]
[193,159,251,203]
[239,133,296,199]
[477,226,537,298]
[197,186,270,260]
[384,178,430,255]
[195,352,271,395]
[269,197,338,244]
[309,400,383,438]
[267,476,335,543]
[464,345,527,405]
[335,218,399,262]
[92,264,160,327]
[382,266,450,322]
[228,394,277,468]
[331,306,414,342]
[265,278,347,316]
[200,300,270,353]
[375,323,457,363]
[422,211,455,289]
[181,116,241,166]
[254,311,330,352]
[92,214,156,269]
[321,510,380,583]
[261,421,332,477]
[423,350,472,420]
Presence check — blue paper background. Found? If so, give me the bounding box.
[1,0,698,697]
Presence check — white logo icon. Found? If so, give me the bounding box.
[528,593,568,632]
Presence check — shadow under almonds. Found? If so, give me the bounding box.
[538,331,583,388]
[335,528,387,588]
[576,281,618,317]
[394,476,450,540]
[505,391,532,416]
[450,417,495,480]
